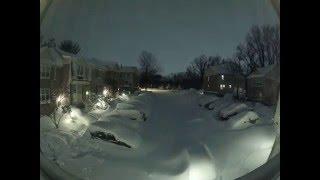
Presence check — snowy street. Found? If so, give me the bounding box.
[40,90,277,180]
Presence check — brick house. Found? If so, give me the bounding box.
[40,46,71,115]
[247,64,280,105]
[203,63,245,95]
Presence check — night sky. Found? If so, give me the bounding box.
[41,0,278,75]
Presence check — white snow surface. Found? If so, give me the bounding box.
[40,90,277,180]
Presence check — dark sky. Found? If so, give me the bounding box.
[41,0,278,75]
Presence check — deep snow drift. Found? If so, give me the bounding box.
[40,90,277,180]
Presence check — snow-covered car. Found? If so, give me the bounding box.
[198,96,219,109]
[227,111,260,130]
[219,103,252,120]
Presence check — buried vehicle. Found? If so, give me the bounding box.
[219,103,253,120]
[90,131,132,148]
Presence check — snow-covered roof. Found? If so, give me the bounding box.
[248,64,280,81]
[205,63,232,76]
[40,46,64,66]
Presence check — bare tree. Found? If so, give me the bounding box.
[208,55,223,66]
[187,55,210,81]
[245,25,280,67]
[138,51,161,87]
[59,40,81,55]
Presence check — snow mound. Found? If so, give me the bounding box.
[219,103,251,119]
[40,130,74,161]
[40,116,56,131]
[89,121,142,148]
[110,109,147,121]
[116,102,135,110]
[227,111,260,130]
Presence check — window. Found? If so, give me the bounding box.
[40,88,50,104]
[207,76,210,82]
[229,84,232,88]
[221,74,224,80]
[40,64,51,79]
[220,84,225,90]
[255,79,264,87]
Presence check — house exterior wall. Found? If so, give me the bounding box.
[247,65,279,105]
[247,77,265,102]
[203,74,244,95]
[70,61,91,107]
[263,78,280,105]
[40,63,70,115]
[90,68,106,94]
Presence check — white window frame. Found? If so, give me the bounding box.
[40,88,51,104]
[40,64,51,79]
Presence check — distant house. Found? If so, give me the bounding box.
[203,63,245,95]
[40,46,71,115]
[117,66,139,89]
[88,59,139,93]
[247,64,280,105]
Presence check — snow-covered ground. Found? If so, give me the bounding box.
[40,90,277,180]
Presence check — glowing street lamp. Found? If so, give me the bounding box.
[103,88,109,97]
[56,95,65,105]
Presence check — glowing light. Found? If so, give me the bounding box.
[85,91,89,95]
[189,158,216,180]
[221,74,224,80]
[229,84,232,88]
[102,88,110,97]
[56,95,65,105]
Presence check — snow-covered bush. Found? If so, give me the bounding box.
[118,93,130,101]
[227,111,260,129]
[85,93,112,113]
[45,99,71,129]
[219,103,251,120]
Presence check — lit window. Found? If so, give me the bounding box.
[40,64,51,79]
[229,84,232,88]
[221,74,224,80]
[40,88,50,104]
[220,84,225,90]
